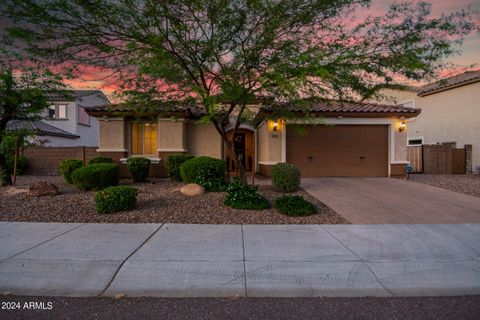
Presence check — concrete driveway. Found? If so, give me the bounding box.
[302,178,480,224]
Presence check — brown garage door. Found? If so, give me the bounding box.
[286,125,388,177]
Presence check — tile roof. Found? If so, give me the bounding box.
[46,89,107,101]
[6,120,80,139]
[262,100,421,116]
[418,70,480,96]
[84,103,207,117]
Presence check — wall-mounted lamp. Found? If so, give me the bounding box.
[272,120,279,131]
[398,120,406,132]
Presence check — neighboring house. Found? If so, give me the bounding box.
[6,90,110,147]
[86,100,420,178]
[379,70,480,173]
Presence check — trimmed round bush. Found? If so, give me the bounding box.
[71,163,119,191]
[275,195,317,216]
[88,156,113,165]
[95,186,137,214]
[6,156,28,175]
[271,163,301,192]
[127,157,151,182]
[224,180,270,210]
[59,158,83,184]
[180,156,225,183]
[166,154,194,181]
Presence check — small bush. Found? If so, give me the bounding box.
[127,157,151,182]
[275,195,317,216]
[88,156,113,165]
[180,156,225,183]
[194,166,228,192]
[95,186,137,214]
[166,154,194,181]
[6,156,28,175]
[224,179,270,210]
[71,163,119,191]
[59,158,83,184]
[271,163,301,192]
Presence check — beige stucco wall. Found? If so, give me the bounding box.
[98,118,127,151]
[257,121,283,163]
[382,82,480,172]
[185,122,222,158]
[157,118,186,151]
[394,125,407,162]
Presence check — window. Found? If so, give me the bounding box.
[78,106,90,126]
[131,122,158,156]
[48,104,68,119]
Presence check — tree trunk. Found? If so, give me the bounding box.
[12,136,20,186]
[225,134,247,184]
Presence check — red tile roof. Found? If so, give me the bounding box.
[261,100,420,117]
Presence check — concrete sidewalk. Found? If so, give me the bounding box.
[0,222,479,297]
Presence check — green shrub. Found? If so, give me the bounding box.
[165,154,194,181]
[88,156,113,165]
[180,156,225,183]
[71,163,119,191]
[271,163,301,192]
[127,157,151,182]
[59,158,83,184]
[6,156,28,175]
[194,166,228,192]
[224,179,270,210]
[0,168,8,186]
[95,186,137,214]
[275,195,317,216]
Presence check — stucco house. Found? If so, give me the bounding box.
[6,90,110,147]
[379,70,480,173]
[85,100,420,178]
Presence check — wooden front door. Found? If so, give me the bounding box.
[226,129,255,173]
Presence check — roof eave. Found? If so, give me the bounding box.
[418,77,480,97]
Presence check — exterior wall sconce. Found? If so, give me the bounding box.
[268,119,282,132]
[398,120,406,132]
[272,120,279,131]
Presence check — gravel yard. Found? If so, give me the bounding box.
[408,174,480,198]
[0,175,348,224]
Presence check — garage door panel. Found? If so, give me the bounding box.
[286,125,388,177]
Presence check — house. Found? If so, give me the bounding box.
[6,90,110,147]
[85,100,420,178]
[379,70,480,173]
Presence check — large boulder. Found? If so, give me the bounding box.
[180,183,205,196]
[28,181,59,197]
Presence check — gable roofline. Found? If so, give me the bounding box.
[47,89,111,103]
[417,70,480,97]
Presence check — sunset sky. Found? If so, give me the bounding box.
[62,0,480,98]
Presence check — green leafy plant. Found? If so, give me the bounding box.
[59,158,83,184]
[275,195,317,216]
[88,156,113,165]
[194,166,227,192]
[224,179,270,210]
[6,155,27,175]
[180,156,225,183]
[71,163,119,191]
[271,163,301,192]
[165,154,194,181]
[127,157,151,182]
[95,186,137,214]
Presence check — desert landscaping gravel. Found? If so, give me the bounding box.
[0,175,348,224]
[408,174,480,198]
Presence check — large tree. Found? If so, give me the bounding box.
[0,68,65,185]
[1,0,476,181]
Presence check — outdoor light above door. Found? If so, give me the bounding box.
[399,120,406,132]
